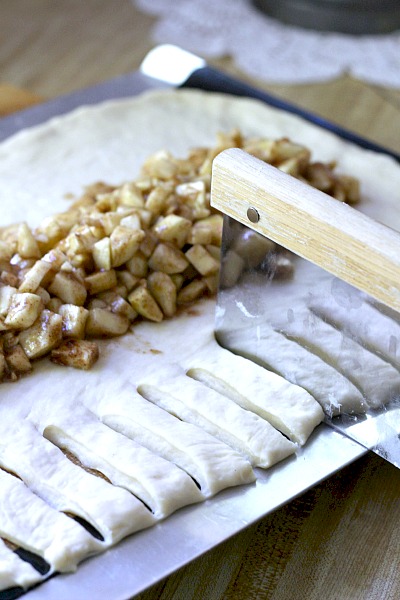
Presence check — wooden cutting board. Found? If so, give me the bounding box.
[0,83,42,116]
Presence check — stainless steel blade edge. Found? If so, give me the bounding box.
[213,151,400,468]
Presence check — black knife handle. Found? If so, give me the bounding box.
[183,65,400,163]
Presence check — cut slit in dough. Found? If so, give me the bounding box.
[137,366,297,468]
[217,330,366,418]
[0,468,101,574]
[0,538,43,592]
[28,402,203,519]
[309,296,400,370]
[182,339,324,445]
[0,420,155,545]
[93,393,256,497]
[272,307,400,410]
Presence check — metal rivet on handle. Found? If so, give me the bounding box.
[247,207,260,223]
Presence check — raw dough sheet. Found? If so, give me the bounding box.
[0,89,399,597]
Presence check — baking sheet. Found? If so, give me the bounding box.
[0,47,373,599]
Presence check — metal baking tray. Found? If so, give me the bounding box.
[1,44,394,600]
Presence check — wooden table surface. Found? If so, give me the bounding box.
[1,2,400,599]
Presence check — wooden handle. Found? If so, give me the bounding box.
[211,147,400,312]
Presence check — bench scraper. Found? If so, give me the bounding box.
[211,147,400,468]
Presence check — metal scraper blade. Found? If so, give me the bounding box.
[211,148,400,468]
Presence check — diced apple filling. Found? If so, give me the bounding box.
[0,132,359,382]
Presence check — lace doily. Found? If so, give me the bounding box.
[134,0,400,88]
